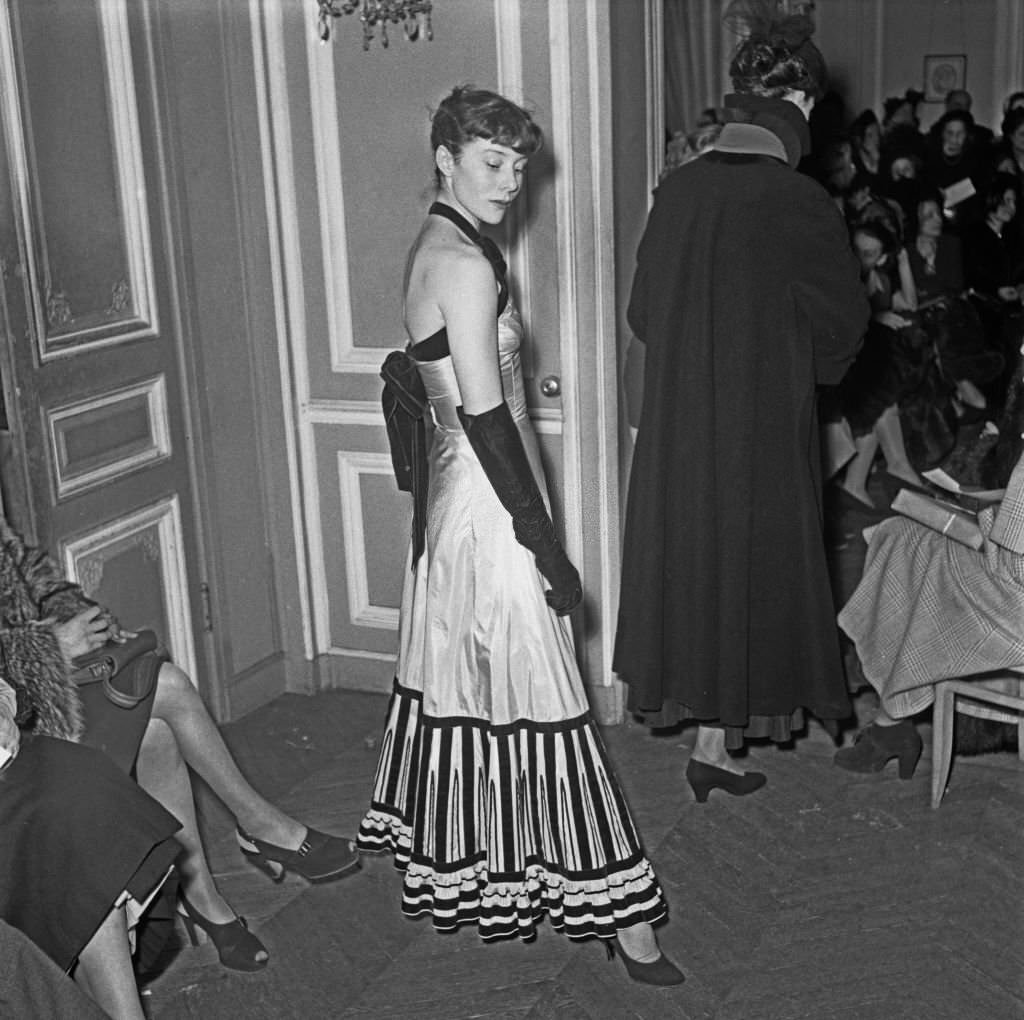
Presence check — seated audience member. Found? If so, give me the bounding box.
[937,88,994,148]
[923,110,989,231]
[0,920,110,1019]
[819,137,857,201]
[907,191,1002,416]
[992,106,1024,180]
[881,90,927,164]
[849,109,883,190]
[845,171,905,239]
[878,143,925,228]
[832,222,926,506]
[0,677,181,1019]
[835,447,1024,778]
[0,518,361,974]
[1003,90,1024,118]
[962,173,1024,408]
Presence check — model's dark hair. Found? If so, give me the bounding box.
[430,85,542,171]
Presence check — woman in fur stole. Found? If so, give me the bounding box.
[0,518,360,975]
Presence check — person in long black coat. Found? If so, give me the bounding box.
[614,27,869,802]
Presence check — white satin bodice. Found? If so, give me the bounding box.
[413,301,528,430]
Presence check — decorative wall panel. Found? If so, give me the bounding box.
[62,496,197,684]
[336,451,401,631]
[48,376,170,499]
[2,0,157,360]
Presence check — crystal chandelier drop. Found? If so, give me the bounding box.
[317,0,434,49]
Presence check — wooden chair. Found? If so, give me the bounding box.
[931,671,1024,808]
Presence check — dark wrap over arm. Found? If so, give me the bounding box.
[380,350,430,567]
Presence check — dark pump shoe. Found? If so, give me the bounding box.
[833,720,922,779]
[685,758,767,803]
[606,940,686,986]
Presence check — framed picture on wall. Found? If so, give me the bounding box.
[923,54,966,102]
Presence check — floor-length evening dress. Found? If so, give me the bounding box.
[357,205,666,942]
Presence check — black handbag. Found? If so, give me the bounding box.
[68,628,165,709]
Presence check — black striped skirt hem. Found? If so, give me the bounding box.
[356,680,667,941]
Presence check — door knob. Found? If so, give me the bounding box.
[540,375,561,397]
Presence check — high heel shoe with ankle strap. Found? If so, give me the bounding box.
[833,720,922,779]
[606,940,686,986]
[236,824,361,883]
[178,895,268,972]
[685,758,767,803]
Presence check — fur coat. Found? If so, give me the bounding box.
[0,523,116,741]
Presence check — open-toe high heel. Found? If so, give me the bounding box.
[236,824,361,883]
[606,940,686,986]
[178,894,268,972]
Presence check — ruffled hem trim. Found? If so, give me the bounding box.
[359,811,665,940]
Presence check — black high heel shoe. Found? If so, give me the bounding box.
[833,720,922,779]
[178,895,268,972]
[236,824,361,883]
[605,940,686,986]
[686,758,767,803]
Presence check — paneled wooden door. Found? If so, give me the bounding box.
[258,1,625,717]
[0,0,202,683]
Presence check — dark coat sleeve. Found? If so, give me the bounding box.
[788,187,870,386]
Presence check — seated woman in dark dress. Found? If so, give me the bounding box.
[907,192,1002,415]
[849,108,883,190]
[833,222,926,506]
[0,677,181,1019]
[0,519,361,974]
[923,110,989,232]
[962,173,1024,410]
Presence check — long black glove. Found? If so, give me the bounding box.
[458,402,582,615]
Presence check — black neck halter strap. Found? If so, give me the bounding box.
[429,201,509,315]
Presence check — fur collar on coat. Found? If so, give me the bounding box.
[0,525,109,741]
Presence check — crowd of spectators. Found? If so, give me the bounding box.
[807,86,1024,503]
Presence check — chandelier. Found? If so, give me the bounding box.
[317,0,434,49]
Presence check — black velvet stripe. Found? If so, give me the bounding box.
[496,729,517,871]
[435,726,454,863]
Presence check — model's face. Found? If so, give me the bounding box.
[918,200,943,238]
[438,137,527,226]
[853,232,885,271]
[942,121,967,158]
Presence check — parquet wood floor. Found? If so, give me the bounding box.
[144,687,1024,1020]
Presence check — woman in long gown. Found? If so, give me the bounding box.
[357,85,681,986]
